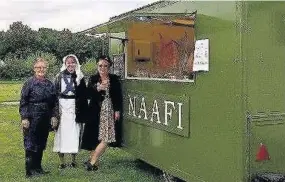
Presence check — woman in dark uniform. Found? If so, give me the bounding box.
[19,58,58,178]
[81,55,123,171]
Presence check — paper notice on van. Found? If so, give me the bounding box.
[193,39,209,71]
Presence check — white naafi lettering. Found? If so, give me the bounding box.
[177,102,183,129]
[138,97,148,120]
[128,95,136,117]
[150,100,161,123]
[164,101,175,126]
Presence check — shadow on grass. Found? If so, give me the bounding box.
[134,159,162,176]
[135,160,186,182]
[112,159,186,182]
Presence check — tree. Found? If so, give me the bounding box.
[0,31,6,59]
[37,28,60,54]
[0,21,110,80]
[4,21,38,59]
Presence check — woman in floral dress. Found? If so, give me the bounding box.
[81,55,123,171]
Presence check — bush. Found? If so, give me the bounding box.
[0,51,59,80]
[0,56,29,80]
[25,51,59,79]
[81,58,97,79]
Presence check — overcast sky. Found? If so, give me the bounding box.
[0,0,158,33]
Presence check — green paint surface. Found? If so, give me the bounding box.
[104,1,285,182]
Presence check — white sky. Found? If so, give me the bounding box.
[0,0,158,33]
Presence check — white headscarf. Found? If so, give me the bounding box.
[60,54,84,84]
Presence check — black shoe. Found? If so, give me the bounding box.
[69,162,77,168]
[86,162,98,171]
[35,168,50,175]
[83,160,90,166]
[26,171,33,178]
[26,170,40,178]
[58,164,67,169]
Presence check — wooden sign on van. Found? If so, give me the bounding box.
[124,90,190,137]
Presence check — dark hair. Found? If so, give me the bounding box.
[96,55,112,66]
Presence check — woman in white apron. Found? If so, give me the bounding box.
[53,54,87,169]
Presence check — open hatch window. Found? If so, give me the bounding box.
[126,14,196,82]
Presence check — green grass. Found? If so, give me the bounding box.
[0,82,23,102]
[0,105,163,182]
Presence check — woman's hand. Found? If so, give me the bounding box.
[51,117,59,130]
[114,111,120,121]
[96,82,109,91]
[22,119,30,129]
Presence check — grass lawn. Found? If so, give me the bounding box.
[0,81,23,102]
[0,105,163,182]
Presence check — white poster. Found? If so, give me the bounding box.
[193,39,209,71]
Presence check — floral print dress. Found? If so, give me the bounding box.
[98,84,116,143]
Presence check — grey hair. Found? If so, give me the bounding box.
[33,57,49,68]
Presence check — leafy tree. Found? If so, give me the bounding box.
[4,22,38,59]
[0,31,6,58]
[0,56,29,80]
[37,28,60,54]
[0,51,59,80]
[0,21,111,80]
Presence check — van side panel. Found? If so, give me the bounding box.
[245,1,285,176]
[122,1,244,182]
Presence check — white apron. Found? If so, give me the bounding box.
[53,77,81,153]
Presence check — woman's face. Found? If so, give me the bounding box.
[34,61,47,78]
[98,59,110,76]
[65,57,77,73]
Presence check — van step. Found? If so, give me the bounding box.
[252,173,285,182]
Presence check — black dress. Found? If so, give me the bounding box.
[81,74,123,150]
